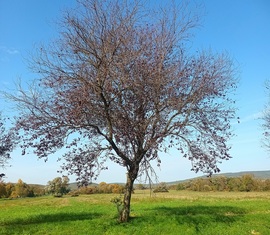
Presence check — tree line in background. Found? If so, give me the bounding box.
[173,174,270,192]
[0,179,45,198]
[1,174,270,199]
[0,177,70,198]
[0,176,126,198]
[71,182,125,195]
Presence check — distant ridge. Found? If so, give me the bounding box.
[212,170,270,179]
[168,170,270,185]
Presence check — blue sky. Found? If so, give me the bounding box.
[1,0,270,185]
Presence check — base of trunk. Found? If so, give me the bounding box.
[118,172,135,222]
[119,207,129,222]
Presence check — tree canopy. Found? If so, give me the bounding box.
[8,0,237,222]
[46,176,70,197]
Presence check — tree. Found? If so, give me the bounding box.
[0,113,17,171]
[46,176,70,196]
[5,182,14,198]
[10,179,32,198]
[8,0,237,222]
[0,182,7,198]
[239,174,257,192]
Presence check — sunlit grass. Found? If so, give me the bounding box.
[1,191,270,234]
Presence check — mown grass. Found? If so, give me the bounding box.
[1,191,270,235]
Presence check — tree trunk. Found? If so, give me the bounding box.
[119,172,135,222]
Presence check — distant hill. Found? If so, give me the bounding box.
[212,170,270,179]
[167,170,270,185]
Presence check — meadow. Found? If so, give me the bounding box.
[1,190,270,235]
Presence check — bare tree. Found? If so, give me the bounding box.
[8,0,237,222]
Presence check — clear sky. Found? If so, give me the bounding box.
[1,0,270,185]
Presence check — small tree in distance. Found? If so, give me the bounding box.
[8,0,237,222]
[46,176,70,197]
[10,179,33,198]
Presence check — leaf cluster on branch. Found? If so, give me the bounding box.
[0,113,18,170]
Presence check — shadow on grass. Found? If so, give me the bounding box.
[2,212,101,226]
[133,205,246,232]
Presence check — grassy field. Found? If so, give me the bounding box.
[1,190,270,235]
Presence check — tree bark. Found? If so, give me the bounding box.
[119,171,136,222]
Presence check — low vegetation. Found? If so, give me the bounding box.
[0,179,125,198]
[1,174,270,199]
[71,182,125,195]
[0,179,45,198]
[153,182,169,193]
[1,190,270,234]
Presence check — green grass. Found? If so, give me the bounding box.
[1,191,270,234]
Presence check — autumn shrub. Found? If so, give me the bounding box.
[10,179,34,198]
[0,182,7,198]
[262,179,270,191]
[203,185,212,192]
[31,185,46,196]
[77,186,98,194]
[176,183,186,191]
[153,182,169,193]
[111,184,125,194]
[72,183,125,195]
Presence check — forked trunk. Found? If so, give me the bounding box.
[119,172,135,222]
